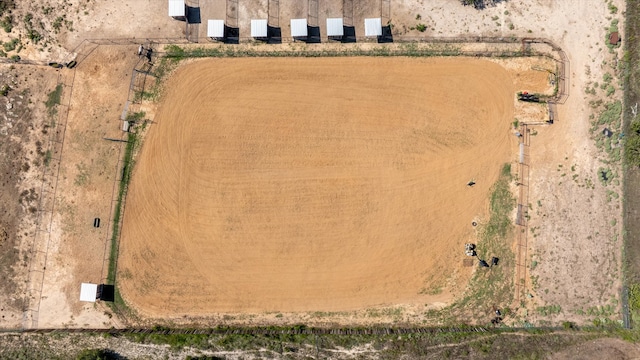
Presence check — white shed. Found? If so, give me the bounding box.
[290,18,308,37]
[207,19,225,38]
[364,18,382,37]
[251,19,268,38]
[79,283,98,302]
[326,18,344,37]
[168,0,185,17]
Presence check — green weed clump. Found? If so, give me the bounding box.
[597,101,622,127]
[598,167,614,186]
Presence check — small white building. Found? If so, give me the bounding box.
[364,18,382,37]
[168,0,185,18]
[326,18,344,37]
[251,19,268,38]
[290,18,308,38]
[79,283,98,302]
[207,19,225,39]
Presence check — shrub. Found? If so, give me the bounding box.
[76,349,121,360]
[629,284,640,310]
[598,167,614,186]
[0,15,12,33]
[625,122,640,167]
[27,29,42,44]
[3,38,18,51]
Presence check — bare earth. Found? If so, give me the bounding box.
[118,57,516,317]
[0,0,626,331]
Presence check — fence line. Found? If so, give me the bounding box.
[514,125,531,305]
[99,53,156,297]
[1,325,503,336]
[21,66,78,329]
[11,35,568,329]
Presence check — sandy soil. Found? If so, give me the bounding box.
[0,0,625,330]
[118,57,517,317]
[549,338,640,360]
[0,64,59,328]
[35,45,140,328]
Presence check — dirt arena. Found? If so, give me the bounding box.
[117,57,518,317]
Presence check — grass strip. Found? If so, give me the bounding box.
[444,163,516,322]
[622,0,640,329]
[106,131,138,310]
[162,43,532,60]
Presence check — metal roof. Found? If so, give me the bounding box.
[251,19,268,37]
[207,19,225,38]
[326,18,344,37]
[80,283,98,302]
[290,18,308,37]
[168,0,185,17]
[364,18,382,37]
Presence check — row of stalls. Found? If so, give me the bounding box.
[168,0,391,43]
[212,17,386,42]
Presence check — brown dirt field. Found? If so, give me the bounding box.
[0,64,59,328]
[549,338,640,360]
[118,57,517,317]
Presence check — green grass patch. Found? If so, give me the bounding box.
[598,167,614,186]
[125,111,146,122]
[443,163,516,321]
[3,38,18,51]
[162,43,530,61]
[44,150,52,167]
[106,132,138,313]
[536,305,562,316]
[0,15,13,33]
[597,101,622,127]
[45,84,63,117]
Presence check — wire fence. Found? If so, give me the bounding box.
[13,35,570,330]
[514,125,531,305]
[21,67,77,330]
[4,324,576,336]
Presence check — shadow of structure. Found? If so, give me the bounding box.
[304,26,321,43]
[186,6,202,23]
[342,26,356,43]
[267,25,282,44]
[224,25,239,44]
[378,25,393,43]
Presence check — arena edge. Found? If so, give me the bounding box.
[108,41,561,325]
[107,130,139,315]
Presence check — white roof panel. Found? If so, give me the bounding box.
[208,19,225,38]
[168,0,185,17]
[326,18,344,36]
[251,19,268,37]
[80,283,98,302]
[290,18,308,37]
[364,18,382,37]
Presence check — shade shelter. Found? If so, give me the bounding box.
[290,18,308,38]
[207,19,225,39]
[326,18,344,37]
[251,19,268,38]
[364,18,382,37]
[168,0,185,18]
[79,283,98,302]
